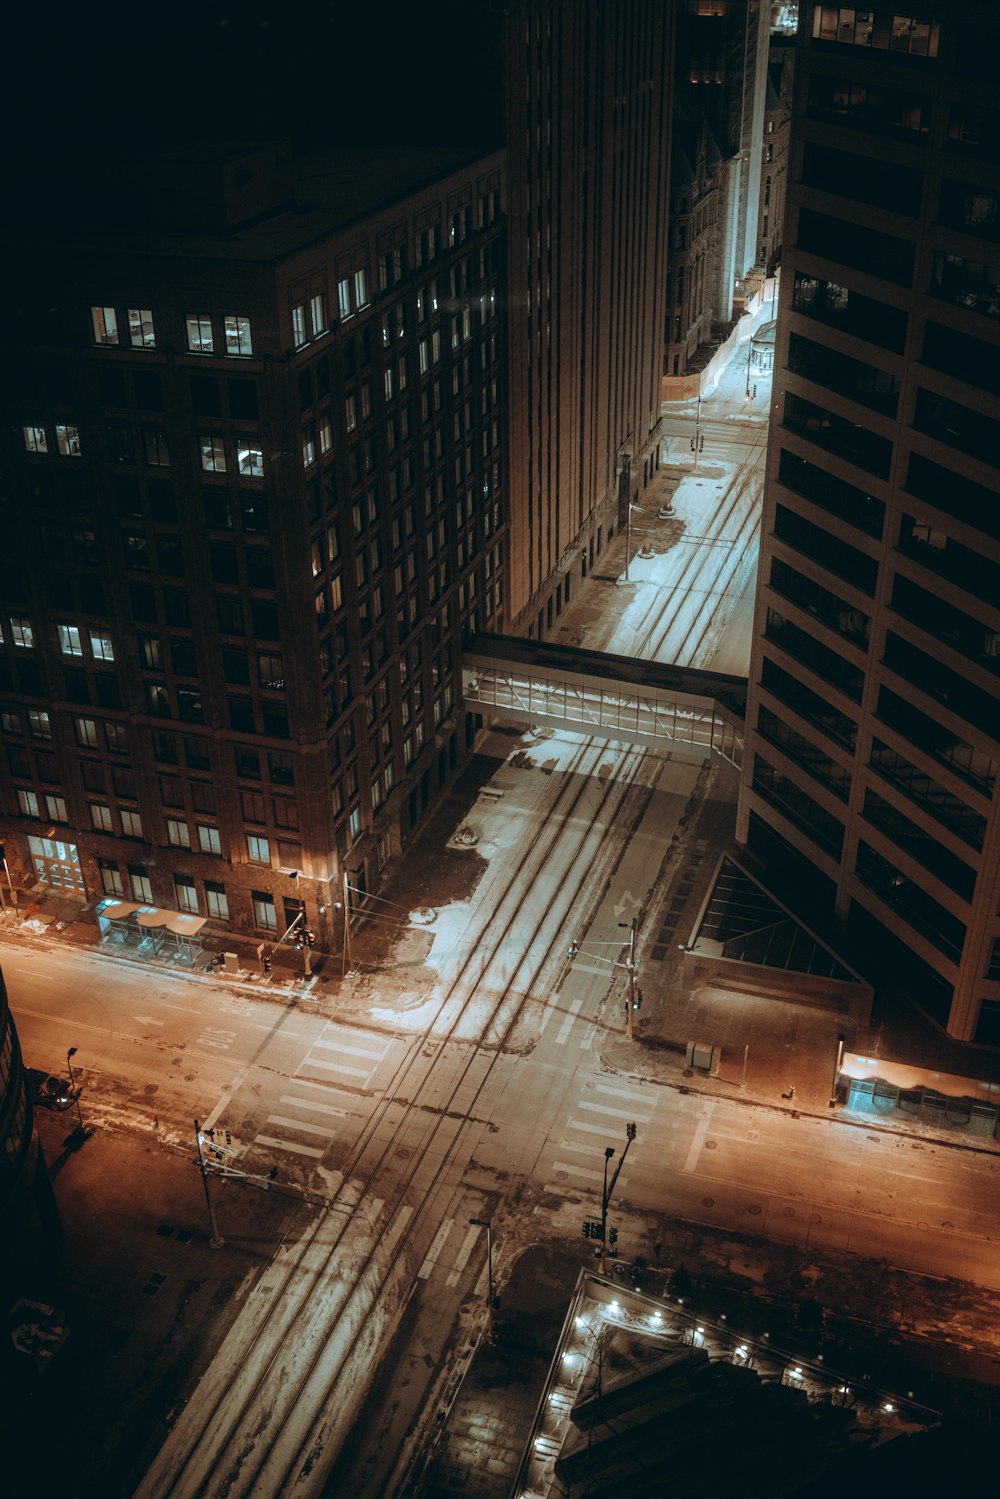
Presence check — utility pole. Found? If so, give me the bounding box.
[625,918,636,1042]
[194,1121,225,1250]
[691,393,704,470]
[599,1124,637,1275]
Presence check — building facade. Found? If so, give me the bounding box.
[502,0,674,636]
[0,143,507,950]
[739,2,1000,1044]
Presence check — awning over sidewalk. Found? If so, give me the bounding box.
[96,899,207,960]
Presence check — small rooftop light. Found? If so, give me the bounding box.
[883,1402,894,1414]
[574,1316,585,1328]
[610,1300,619,1311]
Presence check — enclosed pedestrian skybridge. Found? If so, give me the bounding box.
[462,634,746,768]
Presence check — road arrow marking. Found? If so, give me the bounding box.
[134,1015,164,1026]
[613,889,640,918]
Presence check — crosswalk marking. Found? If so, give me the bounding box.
[568,1117,624,1138]
[311,1037,388,1061]
[298,1057,371,1080]
[265,1115,334,1138]
[552,1160,614,1182]
[279,1094,348,1117]
[254,1134,324,1159]
[555,997,583,1047]
[593,1080,655,1106]
[418,1216,453,1280]
[446,1225,481,1287]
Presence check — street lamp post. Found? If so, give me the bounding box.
[469,1217,495,1344]
[194,1120,225,1250]
[65,1047,93,1144]
[623,503,643,582]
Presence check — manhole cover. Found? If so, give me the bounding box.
[782,1207,796,1217]
[809,1213,821,1224]
[555,1170,568,1182]
[701,1197,715,1208]
[705,1140,717,1151]
[748,1205,762,1216]
[144,1083,158,1095]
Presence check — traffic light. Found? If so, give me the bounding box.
[267,1165,278,1181]
[609,1227,618,1246]
[568,939,580,959]
[632,987,643,1011]
[305,929,316,948]
[262,953,272,974]
[626,1122,637,1142]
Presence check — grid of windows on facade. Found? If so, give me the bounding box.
[811,9,940,56]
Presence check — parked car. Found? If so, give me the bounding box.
[26,1068,77,1111]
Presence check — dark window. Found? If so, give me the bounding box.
[783,392,893,478]
[792,272,907,353]
[876,685,995,795]
[190,375,222,417]
[114,476,142,517]
[751,754,845,859]
[251,602,279,640]
[904,452,1000,541]
[761,656,857,750]
[227,378,259,421]
[134,371,164,410]
[786,331,900,417]
[163,590,191,627]
[772,506,878,594]
[210,544,239,584]
[769,556,870,643]
[854,842,967,964]
[222,647,250,685]
[105,422,135,465]
[98,367,127,408]
[216,595,244,635]
[891,574,1000,677]
[148,481,177,523]
[921,322,1000,396]
[170,639,197,677]
[765,608,865,700]
[939,179,1000,242]
[757,705,852,801]
[913,387,1000,467]
[798,208,915,287]
[801,140,923,216]
[869,737,986,850]
[884,632,1000,741]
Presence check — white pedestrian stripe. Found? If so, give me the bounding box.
[254,1134,323,1159]
[446,1225,481,1287]
[279,1094,348,1117]
[299,1057,371,1080]
[418,1217,453,1280]
[552,1160,614,1182]
[312,1037,388,1062]
[593,1080,656,1107]
[555,997,583,1047]
[568,1116,629,1138]
[265,1116,334,1138]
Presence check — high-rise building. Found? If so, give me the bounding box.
[739,2,1000,1044]
[501,0,675,634]
[0,142,506,948]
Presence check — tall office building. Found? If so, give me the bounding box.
[501,0,675,633]
[0,142,506,948]
[739,3,1000,1044]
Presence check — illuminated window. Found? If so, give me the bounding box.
[302,432,316,468]
[205,880,229,918]
[120,809,144,839]
[337,278,352,321]
[292,304,307,346]
[258,652,284,689]
[91,804,113,832]
[28,709,52,739]
[345,394,357,432]
[224,315,253,356]
[58,625,84,656]
[319,418,332,454]
[99,858,124,896]
[56,424,81,457]
[17,790,39,818]
[237,439,264,477]
[200,435,227,473]
[198,825,222,856]
[246,833,270,865]
[128,308,156,348]
[174,874,199,913]
[45,795,68,823]
[130,866,152,902]
[252,889,277,928]
[186,315,214,353]
[164,815,190,851]
[92,306,119,345]
[90,631,114,662]
[11,618,34,649]
[23,425,48,453]
[310,292,327,336]
[76,718,98,748]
